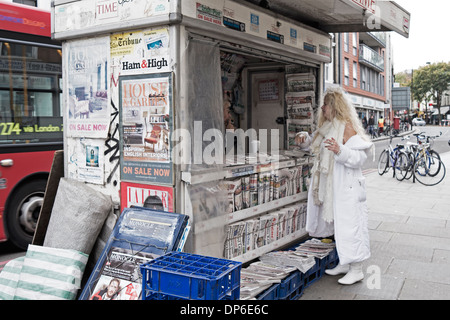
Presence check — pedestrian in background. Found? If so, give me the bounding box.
[295,86,374,285]
[362,116,367,131]
[368,114,375,137]
[378,116,384,136]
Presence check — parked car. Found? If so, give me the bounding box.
[412,118,426,126]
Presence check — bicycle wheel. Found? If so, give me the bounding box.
[427,150,441,177]
[377,150,389,175]
[413,154,446,186]
[404,152,414,180]
[394,152,409,181]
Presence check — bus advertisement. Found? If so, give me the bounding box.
[0,2,62,249]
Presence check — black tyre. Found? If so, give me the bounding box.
[427,150,441,177]
[404,152,414,180]
[377,150,389,175]
[394,152,409,181]
[413,155,446,186]
[5,179,47,250]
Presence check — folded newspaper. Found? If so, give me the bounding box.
[239,239,336,300]
[259,251,316,273]
[294,238,336,259]
[240,261,297,300]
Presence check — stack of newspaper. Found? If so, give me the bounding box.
[240,261,296,300]
[259,250,316,273]
[293,238,336,259]
[239,239,336,300]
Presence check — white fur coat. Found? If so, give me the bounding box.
[306,134,373,265]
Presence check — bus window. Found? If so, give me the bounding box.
[0,42,62,145]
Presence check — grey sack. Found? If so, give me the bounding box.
[43,178,113,255]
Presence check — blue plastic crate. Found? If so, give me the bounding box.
[319,248,339,274]
[143,292,183,300]
[140,252,242,300]
[326,248,339,269]
[304,260,321,288]
[279,271,304,300]
[317,257,329,276]
[257,283,280,300]
[286,285,304,300]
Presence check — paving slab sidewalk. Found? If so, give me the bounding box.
[300,152,450,300]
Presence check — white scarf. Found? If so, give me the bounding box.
[310,119,346,223]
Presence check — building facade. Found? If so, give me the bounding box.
[392,86,411,115]
[329,31,394,126]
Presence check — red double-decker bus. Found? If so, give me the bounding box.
[0,2,62,249]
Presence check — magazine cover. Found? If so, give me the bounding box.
[66,37,110,138]
[88,247,159,300]
[120,181,174,213]
[119,73,173,185]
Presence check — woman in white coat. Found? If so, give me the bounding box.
[296,86,373,285]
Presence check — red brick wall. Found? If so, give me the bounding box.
[340,33,386,102]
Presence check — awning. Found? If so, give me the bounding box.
[242,0,410,38]
[432,106,450,116]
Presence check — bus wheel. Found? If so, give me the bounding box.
[5,179,47,250]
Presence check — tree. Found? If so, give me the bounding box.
[411,62,450,124]
[394,71,412,87]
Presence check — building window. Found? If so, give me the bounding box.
[371,70,376,93]
[360,66,366,90]
[375,73,379,94]
[344,33,349,52]
[352,33,358,56]
[344,58,349,86]
[359,61,386,96]
[353,62,358,88]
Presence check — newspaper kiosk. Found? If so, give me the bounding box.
[52,0,410,262]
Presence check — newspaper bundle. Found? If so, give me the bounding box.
[293,238,336,259]
[259,250,316,274]
[240,261,296,300]
[239,238,336,299]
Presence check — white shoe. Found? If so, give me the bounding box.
[325,263,349,276]
[338,262,364,285]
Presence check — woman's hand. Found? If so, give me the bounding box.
[324,138,341,155]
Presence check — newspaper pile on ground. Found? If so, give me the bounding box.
[239,239,336,300]
[240,261,296,300]
[259,250,316,274]
[293,238,336,259]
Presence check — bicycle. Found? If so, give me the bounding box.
[400,133,446,186]
[396,135,416,181]
[377,135,409,181]
[413,143,445,186]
